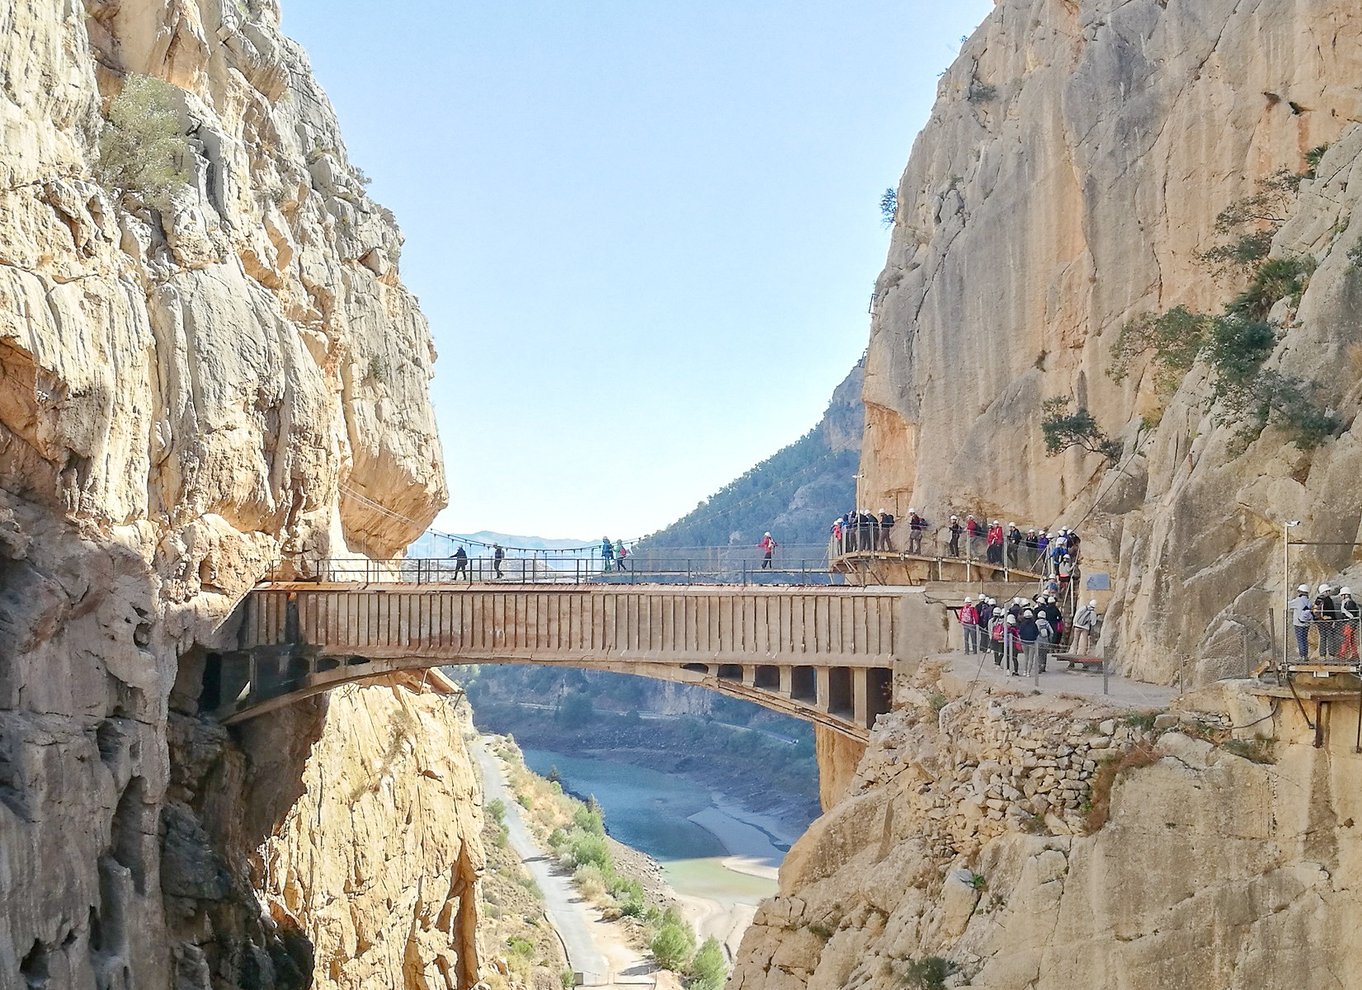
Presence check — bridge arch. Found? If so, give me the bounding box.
[212,583,929,741]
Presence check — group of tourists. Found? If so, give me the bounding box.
[832,508,1083,578]
[1288,582,1361,661]
[958,594,1102,675]
[448,542,503,580]
[600,537,630,571]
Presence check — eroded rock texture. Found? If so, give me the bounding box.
[861,0,1362,683]
[0,0,451,986]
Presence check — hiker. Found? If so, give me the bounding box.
[989,612,1006,667]
[492,543,505,579]
[1003,614,1022,674]
[1034,610,1055,673]
[1023,528,1039,569]
[1019,609,1040,675]
[831,517,844,553]
[960,596,980,654]
[909,509,929,554]
[966,515,982,557]
[451,545,470,582]
[600,537,614,572]
[1007,523,1022,567]
[977,597,995,641]
[986,520,1004,565]
[1340,587,1360,660]
[948,515,963,557]
[758,531,778,569]
[1057,554,1074,591]
[615,539,628,571]
[879,509,896,551]
[1289,584,1313,660]
[1315,583,1340,659]
[1072,599,1098,655]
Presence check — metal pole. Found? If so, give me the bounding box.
[1102,656,1109,695]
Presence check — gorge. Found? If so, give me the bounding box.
[5,1,1362,989]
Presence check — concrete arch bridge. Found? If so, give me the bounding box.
[207,581,950,742]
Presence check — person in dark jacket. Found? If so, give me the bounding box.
[879,509,896,551]
[451,545,470,582]
[948,515,963,557]
[493,543,506,579]
[1315,583,1340,659]
[1007,523,1022,567]
[1018,609,1040,675]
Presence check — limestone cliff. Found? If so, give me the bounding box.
[861,0,1362,683]
[733,669,1362,990]
[0,0,452,986]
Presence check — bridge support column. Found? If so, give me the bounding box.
[742,665,757,687]
[779,666,793,694]
[815,668,831,712]
[852,669,868,727]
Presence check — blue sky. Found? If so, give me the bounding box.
[282,1,994,540]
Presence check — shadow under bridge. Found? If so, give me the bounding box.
[207,584,918,741]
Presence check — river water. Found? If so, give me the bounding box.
[522,749,782,906]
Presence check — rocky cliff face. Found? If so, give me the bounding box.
[861,0,1362,683]
[733,670,1362,990]
[0,0,451,986]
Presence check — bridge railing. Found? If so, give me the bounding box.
[268,545,840,586]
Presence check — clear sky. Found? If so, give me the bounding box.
[281,1,994,540]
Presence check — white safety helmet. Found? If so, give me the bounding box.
[1298,584,1310,593]
[1006,615,1016,624]
[764,531,771,537]
[1343,588,1354,596]
[1319,583,1332,593]
[1089,599,1098,607]
[964,595,973,602]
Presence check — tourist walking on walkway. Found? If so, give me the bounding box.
[759,532,778,569]
[1019,609,1040,675]
[966,515,981,558]
[906,509,924,554]
[1002,615,1021,674]
[1341,588,1360,660]
[1007,523,1022,567]
[1315,584,1339,658]
[1034,611,1054,673]
[960,597,979,654]
[1072,599,1098,655]
[492,543,505,579]
[601,537,614,573]
[879,509,896,551]
[451,545,470,582]
[1290,584,1313,660]
[948,516,963,557]
[986,520,1004,565]
[615,539,628,571]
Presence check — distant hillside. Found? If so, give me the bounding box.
[639,358,864,548]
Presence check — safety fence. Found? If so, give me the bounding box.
[829,523,1079,577]
[266,544,839,586]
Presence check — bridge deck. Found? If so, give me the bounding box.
[215,583,929,741]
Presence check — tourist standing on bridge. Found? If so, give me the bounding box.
[960,596,979,654]
[451,545,470,582]
[601,537,614,572]
[759,532,778,568]
[1023,528,1039,570]
[1007,523,1022,567]
[615,539,628,570]
[1072,599,1098,655]
[1315,584,1340,659]
[1290,585,1313,660]
[1034,610,1055,673]
[492,543,505,579]
[906,509,925,554]
[1003,614,1022,674]
[966,515,981,557]
[879,509,896,551]
[948,516,963,557]
[1018,609,1040,675]
[1340,588,1360,660]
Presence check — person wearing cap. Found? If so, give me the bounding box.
[1023,528,1039,570]
[1290,584,1314,661]
[948,515,963,557]
[879,507,896,552]
[907,507,926,554]
[1315,583,1340,659]
[960,596,980,654]
[1006,522,1022,567]
[1034,609,1055,673]
[1073,599,1099,655]
[758,531,778,569]
[1340,587,1360,660]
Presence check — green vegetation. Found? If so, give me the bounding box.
[1225,255,1315,321]
[1222,737,1276,764]
[97,74,191,212]
[903,956,956,990]
[688,937,728,990]
[967,872,987,891]
[1082,744,1160,833]
[363,354,389,386]
[1040,397,1122,462]
[1110,306,1209,394]
[1304,143,1330,178]
[968,80,998,102]
[1121,710,1160,731]
[649,909,696,972]
[880,187,898,228]
[557,691,595,725]
[927,692,949,713]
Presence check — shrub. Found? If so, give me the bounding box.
[561,968,577,989]
[1199,230,1274,278]
[363,354,389,385]
[572,802,604,836]
[487,798,506,825]
[968,80,998,102]
[650,914,696,972]
[1304,143,1330,177]
[566,832,609,870]
[1040,396,1122,461]
[1083,744,1160,833]
[558,691,595,725]
[1109,306,1211,392]
[688,938,727,990]
[97,74,191,211]
[507,937,535,959]
[1225,256,1314,321]
[927,692,948,712]
[573,864,608,901]
[903,956,956,990]
[1205,316,1276,399]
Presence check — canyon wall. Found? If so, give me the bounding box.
[861,0,1362,683]
[733,669,1362,989]
[0,0,456,986]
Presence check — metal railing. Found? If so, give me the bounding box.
[265,544,840,586]
[827,521,1078,577]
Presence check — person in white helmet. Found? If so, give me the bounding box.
[758,531,778,569]
[1072,599,1100,656]
[1340,587,1360,660]
[1289,583,1313,661]
[907,507,925,554]
[948,515,963,557]
[1315,583,1339,659]
[960,596,979,654]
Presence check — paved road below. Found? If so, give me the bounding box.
[472,737,651,988]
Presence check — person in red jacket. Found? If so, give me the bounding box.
[758,532,778,569]
[965,515,981,558]
[986,520,1004,565]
